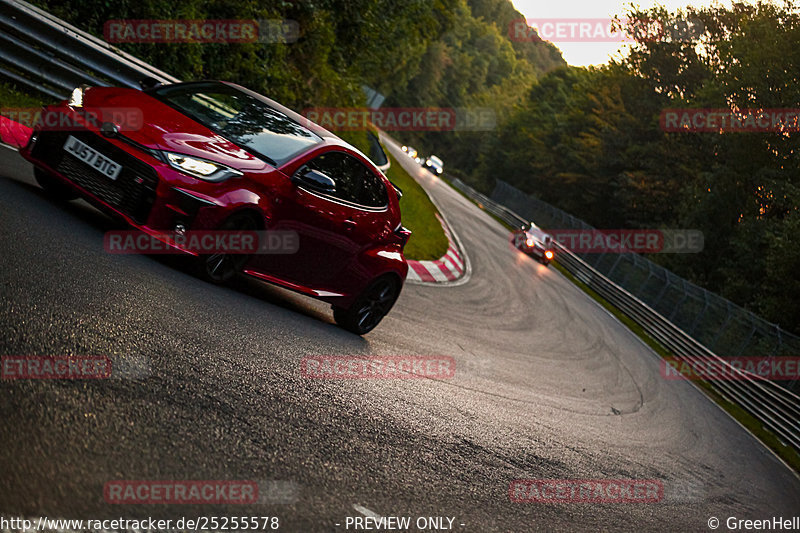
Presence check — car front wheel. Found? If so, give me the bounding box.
[194,212,258,284]
[333,276,400,335]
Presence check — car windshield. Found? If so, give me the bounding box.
[430,156,443,165]
[151,82,323,166]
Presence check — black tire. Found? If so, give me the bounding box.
[193,212,258,284]
[333,276,400,335]
[34,167,79,201]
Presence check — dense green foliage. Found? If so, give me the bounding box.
[32,0,563,110]
[472,1,800,334]
[0,82,48,107]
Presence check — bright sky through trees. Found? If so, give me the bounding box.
[511,0,724,66]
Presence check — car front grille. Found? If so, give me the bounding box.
[31,130,159,224]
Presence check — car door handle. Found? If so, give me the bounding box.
[343,219,356,231]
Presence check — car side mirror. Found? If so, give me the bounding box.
[139,77,162,90]
[293,169,336,194]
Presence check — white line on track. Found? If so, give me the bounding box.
[352,504,383,518]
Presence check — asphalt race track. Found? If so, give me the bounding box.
[1,140,799,531]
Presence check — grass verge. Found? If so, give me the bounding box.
[385,151,449,261]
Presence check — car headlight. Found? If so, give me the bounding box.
[526,238,534,247]
[68,86,87,108]
[164,152,243,182]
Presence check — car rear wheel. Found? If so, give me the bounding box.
[34,167,78,201]
[194,212,258,284]
[333,276,400,335]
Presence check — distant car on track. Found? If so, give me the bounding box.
[401,145,418,159]
[512,223,554,265]
[21,80,411,334]
[423,155,443,176]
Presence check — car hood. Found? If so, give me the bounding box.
[83,87,267,172]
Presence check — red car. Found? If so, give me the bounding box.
[512,223,555,266]
[20,80,410,335]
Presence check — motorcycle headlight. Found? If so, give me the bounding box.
[164,152,243,182]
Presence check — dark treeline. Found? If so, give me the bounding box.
[33,0,563,111]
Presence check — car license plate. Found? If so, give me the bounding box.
[63,135,122,180]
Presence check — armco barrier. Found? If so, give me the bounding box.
[451,178,800,451]
[0,0,179,99]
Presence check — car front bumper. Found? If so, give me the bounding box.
[21,127,257,257]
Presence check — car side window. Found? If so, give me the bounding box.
[301,151,388,208]
[352,161,389,208]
